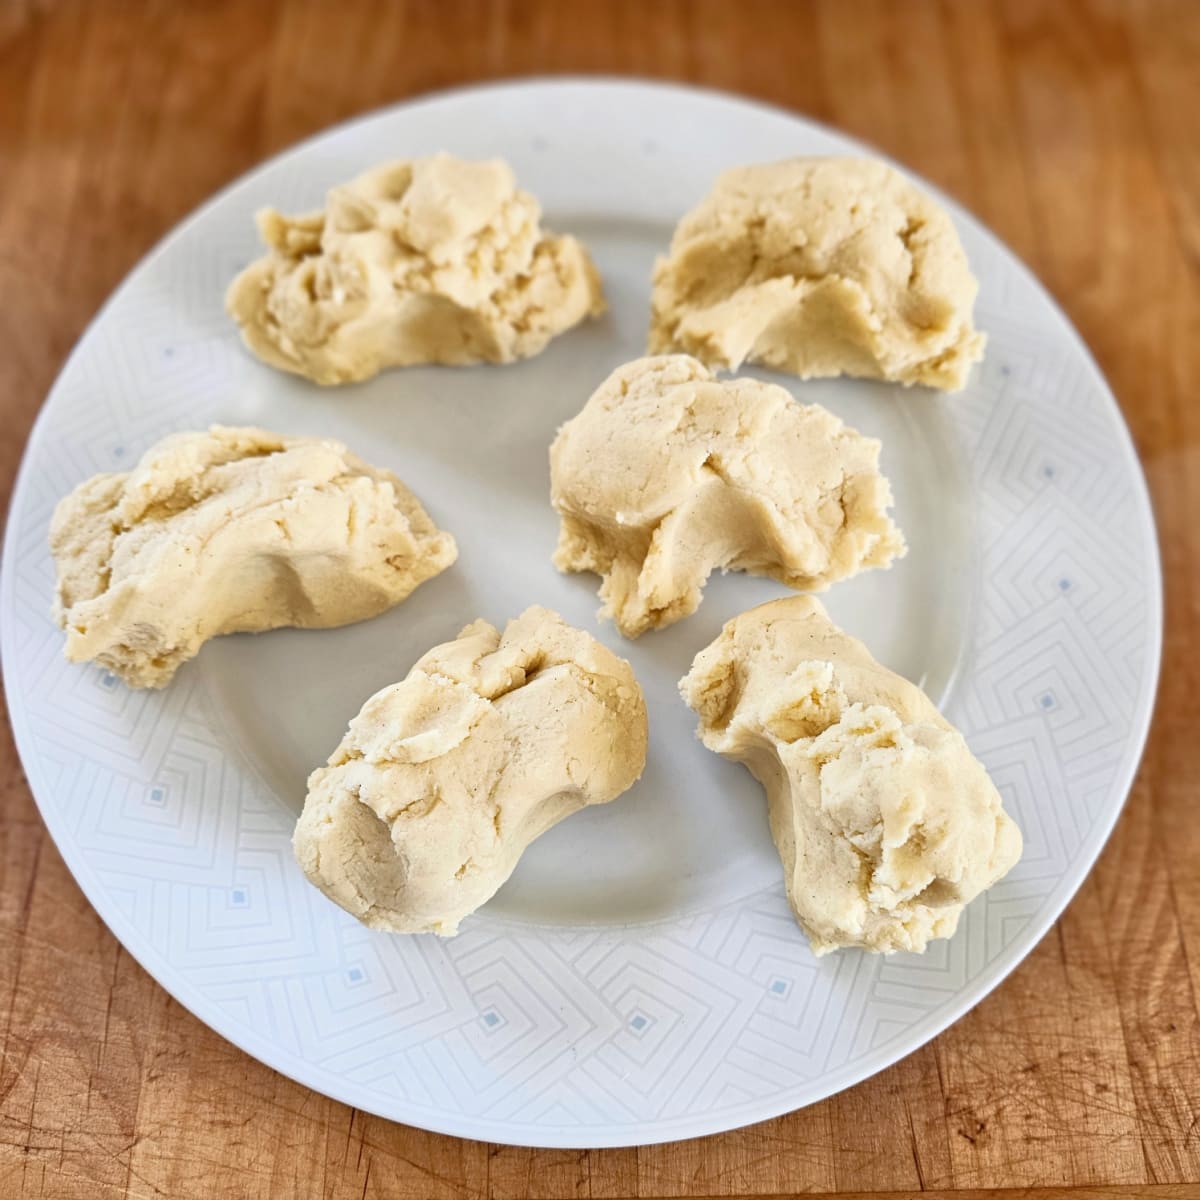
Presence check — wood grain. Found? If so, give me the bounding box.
[2,1,1198,1196]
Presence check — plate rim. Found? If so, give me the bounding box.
[0,75,1164,1148]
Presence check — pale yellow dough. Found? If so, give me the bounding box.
[50,426,457,688]
[226,153,605,384]
[680,597,1021,954]
[550,355,905,638]
[649,157,985,391]
[294,607,648,935]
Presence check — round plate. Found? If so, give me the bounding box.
[1,80,1161,1147]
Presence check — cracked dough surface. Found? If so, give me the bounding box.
[649,157,985,391]
[680,597,1021,954]
[550,355,905,638]
[294,606,648,935]
[226,153,605,384]
[50,426,457,688]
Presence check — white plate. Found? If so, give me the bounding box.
[1,80,1161,1147]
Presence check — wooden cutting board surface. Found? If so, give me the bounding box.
[1,1,1197,1196]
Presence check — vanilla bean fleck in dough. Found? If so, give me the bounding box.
[650,157,984,390]
[226,153,605,384]
[681,597,1021,954]
[50,426,456,688]
[550,355,905,638]
[294,607,648,935]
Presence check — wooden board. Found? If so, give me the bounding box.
[1,1,1197,1196]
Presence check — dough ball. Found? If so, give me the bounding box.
[50,426,456,687]
[650,157,984,390]
[227,152,605,384]
[550,355,905,638]
[294,607,648,934]
[680,596,1021,954]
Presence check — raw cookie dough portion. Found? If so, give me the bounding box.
[550,355,905,638]
[649,157,985,391]
[294,607,648,934]
[50,426,457,688]
[680,597,1021,954]
[226,153,605,384]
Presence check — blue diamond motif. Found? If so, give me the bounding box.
[771,979,788,995]
[1043,464,1056,479]
[347,967,364,983]
[1040,693,1055,710]
[163,346,175,357]
[482,1009,501,1028]
[100,672,116,690]
[1000,364,1011,377]
[1059,578,1071,591]
[231,888,247,905]
[148,787,165,805]
[113,446,125,459]
[627,1011,654,1036]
